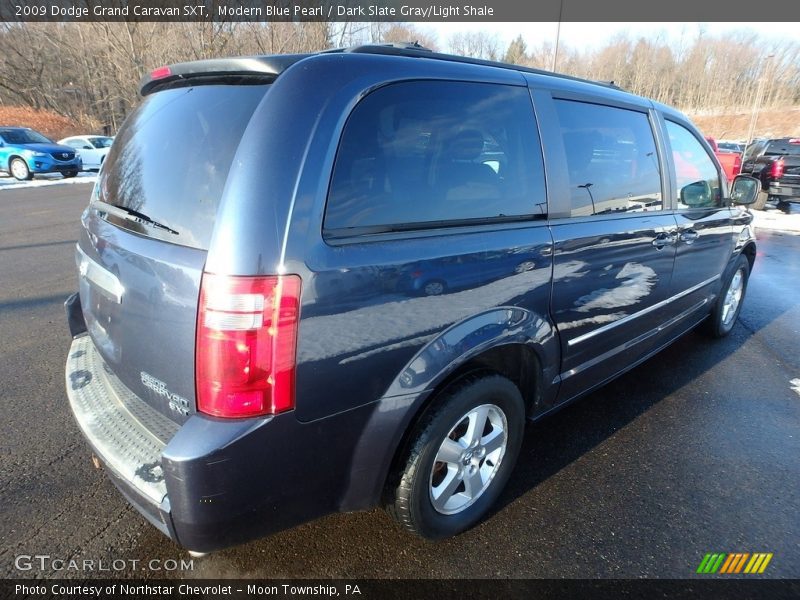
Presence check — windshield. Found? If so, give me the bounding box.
[0,128,52,144]
[89,136,113,148]
[98,83,270,250]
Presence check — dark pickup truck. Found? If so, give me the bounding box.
[742,138,800,210]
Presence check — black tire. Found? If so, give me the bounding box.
[702,254,750,338]
[387,373,525,539]
[10,157,32,181]
[63,171,78,178]
[752,189,769,210]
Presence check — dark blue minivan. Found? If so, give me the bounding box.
[64,44,761,553]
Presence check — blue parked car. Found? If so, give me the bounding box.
[0,127,82,180]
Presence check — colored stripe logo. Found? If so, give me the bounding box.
[696,553,773,574]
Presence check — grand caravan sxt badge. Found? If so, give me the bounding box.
[140,372,190,416]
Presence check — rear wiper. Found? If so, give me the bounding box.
[104,205,179,236]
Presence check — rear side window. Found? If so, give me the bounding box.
[89,136,113,149]
[324,81,546,235]
[99,84,269,249]
[554,100,663,217]
[665,121,722,209]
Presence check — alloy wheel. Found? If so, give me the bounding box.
[429,403,508,515]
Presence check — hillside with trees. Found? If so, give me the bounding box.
[1,22,797,138]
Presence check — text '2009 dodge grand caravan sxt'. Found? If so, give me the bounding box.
[64,44,761,553]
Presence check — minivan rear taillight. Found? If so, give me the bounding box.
[196,273,301,418]
[771,159,785,179]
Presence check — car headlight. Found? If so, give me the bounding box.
[24,150,48,157]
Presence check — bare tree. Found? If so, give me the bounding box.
[447,31,501,61]
[0,23,797,134]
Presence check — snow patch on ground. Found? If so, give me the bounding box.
[0,172,96,191]
[751,204,800,234]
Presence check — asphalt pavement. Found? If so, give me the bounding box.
[1,183,798,580]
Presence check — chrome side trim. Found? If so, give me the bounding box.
[77,245,124,303]
[561,297,710,381]
[567,274,720,347]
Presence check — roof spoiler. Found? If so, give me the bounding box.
[139,54,310,96]
[328,43,624,91]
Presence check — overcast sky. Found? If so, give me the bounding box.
[425,22,800,52]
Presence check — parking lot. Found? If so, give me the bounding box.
[1,180,798,579]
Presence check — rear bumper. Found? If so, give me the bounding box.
[65,335,177,537]
[64,333,389,552]
[768,182,800,201]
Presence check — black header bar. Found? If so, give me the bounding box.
[3,0,800,22]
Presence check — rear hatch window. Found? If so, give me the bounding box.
[79,82,269,424]
[98,84,270,249]
[764,140,800,157]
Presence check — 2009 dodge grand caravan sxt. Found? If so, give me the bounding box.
[64,44,760,553]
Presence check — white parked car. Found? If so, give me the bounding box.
[58,135,114,171]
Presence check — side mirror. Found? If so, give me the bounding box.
[680,180,712,208]
[82,145,93,150]
[730,175,760,205]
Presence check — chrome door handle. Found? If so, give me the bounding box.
[652,232,677,249]
[680,230,699,244]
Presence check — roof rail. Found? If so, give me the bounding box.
[140,44,624,96]
[325,41,433,54]
[340,44,624,91]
